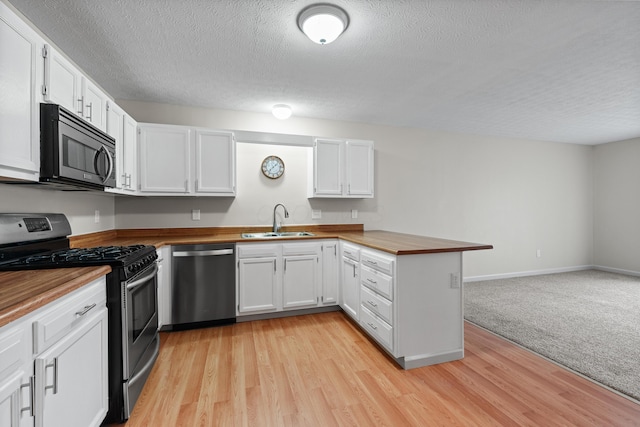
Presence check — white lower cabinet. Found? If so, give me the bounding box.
[34,308,107,427]
[238,256,278,313]
[282,243,320,309]
[0,317,33,427]
[341,243,465,369]
[0,276,108,427]
[339,242,360,321]
[320,241,338,305]
[237,241,332,316]
[156,246,172,328]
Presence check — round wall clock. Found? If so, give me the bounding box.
[261,155,285,179]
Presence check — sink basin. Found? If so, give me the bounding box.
[241,231,315,239]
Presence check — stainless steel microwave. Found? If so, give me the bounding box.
[39,103,116,190]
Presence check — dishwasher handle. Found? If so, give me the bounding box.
[172,249,234,257]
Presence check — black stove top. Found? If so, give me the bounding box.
[0,244,158,277]
[0,214,157,279]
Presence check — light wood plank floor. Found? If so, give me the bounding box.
[113,311,640,426]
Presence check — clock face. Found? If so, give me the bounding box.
[261,155,284,179]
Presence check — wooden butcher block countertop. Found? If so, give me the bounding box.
[0,266,111,328]
[71,225,493,256]
[1,224,491,329]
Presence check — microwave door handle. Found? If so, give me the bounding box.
[104,146,114,183]
[94,145,113,183]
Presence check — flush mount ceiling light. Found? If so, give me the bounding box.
[272,104,293,120]
[297,4,349,45]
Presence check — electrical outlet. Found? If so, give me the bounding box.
[94,210,100,223]
[536,249,542,258]
[312,209,321,219]
[192,209,200,221]
[351,209,358,219]
[450,273,460,289]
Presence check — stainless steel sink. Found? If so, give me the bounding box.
[241,231,315,239]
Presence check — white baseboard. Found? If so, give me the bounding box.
[592,265,640,277]
[464,265,594,282]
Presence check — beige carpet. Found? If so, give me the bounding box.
[464,269,640,401]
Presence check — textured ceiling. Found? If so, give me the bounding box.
[7,0,640,145]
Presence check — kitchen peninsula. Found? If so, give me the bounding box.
[1,225,492,370]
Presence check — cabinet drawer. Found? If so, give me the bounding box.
[0,321,30,382]
[282,242,319,256]
[341,243,360,262]
[360,285,392,325]
[361,250,394,276]
[360,306,393,352]
[361,265,393,300]
[237,244,279,258]
[32,277,106,355]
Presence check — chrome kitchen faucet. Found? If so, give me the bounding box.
[272,203,289,233]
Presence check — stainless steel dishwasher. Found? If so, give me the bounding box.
[170,243,236,329]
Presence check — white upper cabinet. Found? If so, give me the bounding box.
[81,77,108,131]
[122,114,138,193]
[42,44,82,115]
[345,139,374,196]
[308,138,374,198]
[194,130,236,195]
[138,123,235,196]
[0,2,42,181]
[139,124,191,193]
[43,44,109,132]
[106,102,138,194]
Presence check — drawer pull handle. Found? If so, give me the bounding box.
[45,358,59,394]
[75,303,96,317]
[368,260,378,265]
[367,300,378,307]
[367,322,378,330]
[366,278,377,284]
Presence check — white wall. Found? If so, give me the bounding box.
[0,184,115,234]
[593,137,640,274]
[116,100,594,278]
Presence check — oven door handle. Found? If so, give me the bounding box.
[126,264,158,291]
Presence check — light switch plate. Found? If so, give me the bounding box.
[312,209,321,219]
[351,209,358,219]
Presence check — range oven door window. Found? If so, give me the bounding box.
[124,264,159,377]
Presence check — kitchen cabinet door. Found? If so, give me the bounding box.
[340,256,360,320]
[106,101,126,190]
[156,246,172,328]
[0,371,33,427]
[0,317,33,427]
[282,255,319,309]
[34,307,108,427]
[0,2,41,181]
[321,241,339,305]
[81,77,108,132]
[194,130,235,195]
[122,114,138,192]
[106,105,138,194]
[237,258,278,313]
[139,124,191,193]
[42,44,82,115]
[345,140,374,197]
[312,138,343,196]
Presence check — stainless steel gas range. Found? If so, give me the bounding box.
[0,213,159,423]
